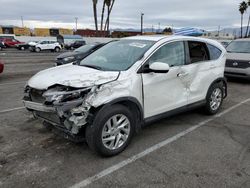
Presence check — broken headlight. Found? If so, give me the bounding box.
[42,86,91,104]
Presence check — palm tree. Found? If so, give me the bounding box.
[100,0,106,31]
[245,0,250,37]
[239,1,248,38]
[92,0,98,32]
[104,0,115,33]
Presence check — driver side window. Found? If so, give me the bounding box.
[148,41,185,67]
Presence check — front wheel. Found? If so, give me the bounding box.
[204,82,224,115]
[35,47,41,52]
[86,104,135,157]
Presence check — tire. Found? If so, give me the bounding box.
[35,47,41,52]
[204,82,224,115]
[21,46,25,50]
[86,104,136,157]
[54,47,60,52]
[70,46,74,50]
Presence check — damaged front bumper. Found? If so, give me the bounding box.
[23,101,56,113]
[23,86,96,135]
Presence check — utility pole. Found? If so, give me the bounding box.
[75,17,78,32]
[21,16,24,27]
[218,25,220,38]
[158,22,161,33]
[141,13,144,35]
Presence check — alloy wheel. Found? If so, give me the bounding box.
[210,88,222,111]
[101,114,131,150]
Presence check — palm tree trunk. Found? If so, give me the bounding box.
[241,14,243,38]
[93,1,98,32]
[100,0,106,31]
[245,14,250,38]
[104,0,115,33]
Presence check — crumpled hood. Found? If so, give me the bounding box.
[28,64,119,90]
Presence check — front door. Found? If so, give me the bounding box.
[142,41,189,118]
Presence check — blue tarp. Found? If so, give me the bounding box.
[174,28,204,36]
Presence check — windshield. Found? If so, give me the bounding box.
[74,44,96,53]
[79,40,155,71]
[226,41,250,53]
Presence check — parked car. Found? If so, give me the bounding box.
[225,38,250,79]
[0,38,24,47]
[0,41,5,50]
[23,36,227,156]
[65,40,86,50]
[0,60,4,74]
[30,41,62,52]
[55,43,105,66]
[16,41,39,50]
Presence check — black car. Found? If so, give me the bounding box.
[65,40,86,50]
[0,41,5,50]
[16,41,39,50]
[55,43,105,66]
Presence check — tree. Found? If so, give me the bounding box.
[163,27,173,33]
[100,0,106,31]
[104,0,115,33]
[91,0,116,35]
[245,0,250,37]
[92,0,98,31]
[239,1,248,38]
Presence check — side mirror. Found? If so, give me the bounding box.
[149,62,170,73]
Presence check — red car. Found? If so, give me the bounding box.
[0,60,4,74]
[1,38,24,47]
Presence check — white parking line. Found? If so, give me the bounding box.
[0,81,26,87]
[69,98,250,188]
[0,107,25,114]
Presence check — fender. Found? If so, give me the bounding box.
[91,97,144,132]
[103,97,144,120]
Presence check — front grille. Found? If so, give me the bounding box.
[35,111,62,126]
[226,59,250,69]
[30,89,45,103]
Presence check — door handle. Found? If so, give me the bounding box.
[177,72,189,77]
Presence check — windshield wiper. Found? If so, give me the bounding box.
[81,64,104,70]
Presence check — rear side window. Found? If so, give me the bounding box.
[188,41,209,63]
[207,44,222,60]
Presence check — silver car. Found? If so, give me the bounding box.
[225,38,250,79]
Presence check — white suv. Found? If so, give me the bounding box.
[23,36,227,156]
[30,41,61,52]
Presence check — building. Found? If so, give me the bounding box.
[111,31,141,38]
[75,29,108,37]
[34,28,73,37]
[0,26,31,36]
[202,31,235,40]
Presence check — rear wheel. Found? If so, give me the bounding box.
[55,47,60,52]
[204,82,224,115]
[21,46,25,50]
[86,104,135,157]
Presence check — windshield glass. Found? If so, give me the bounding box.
[79,40,155,71]
[226,41,250,53]
[74,44,96,53]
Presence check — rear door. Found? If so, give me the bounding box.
[180,41,214,104]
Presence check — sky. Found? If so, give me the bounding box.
[0,0,248,31]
